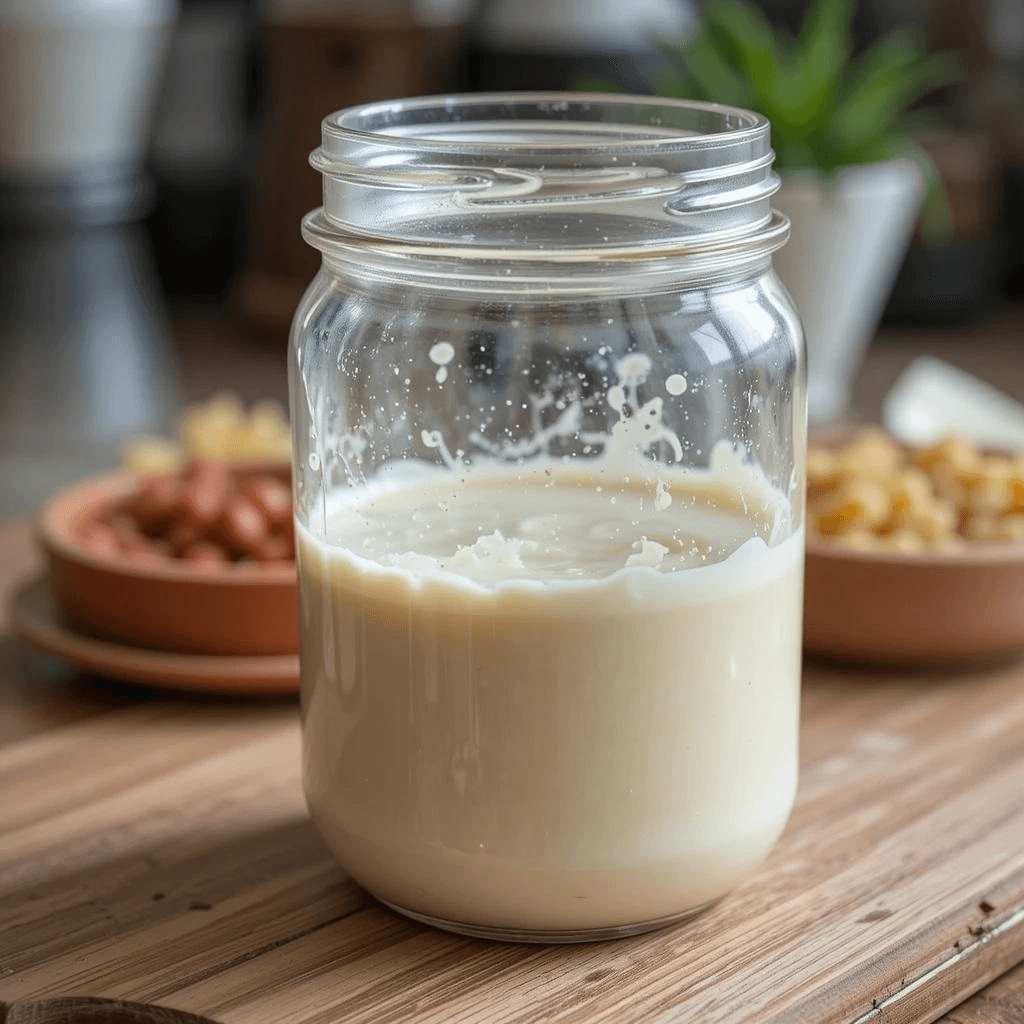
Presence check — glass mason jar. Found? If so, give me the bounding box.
[291,94,805,943]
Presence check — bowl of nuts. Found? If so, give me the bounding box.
[804,428,1024,665]
[37,458,297,657]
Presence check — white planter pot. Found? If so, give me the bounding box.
[0,0,178,175]
[771,159,925,423]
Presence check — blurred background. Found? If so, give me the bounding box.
[1,0,1023,516]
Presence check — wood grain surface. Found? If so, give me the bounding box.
[941,951,1024,1023]
[0,523,128,746]
[3,522,1024,1024]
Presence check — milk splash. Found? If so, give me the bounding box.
[599,354,684,466]
[468,351,685,469]
[320,344,791,566]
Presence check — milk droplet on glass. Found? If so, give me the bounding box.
[429,342,455,366]
[430,343,455,384]
[655,479,672,511]
[617,353,652,384]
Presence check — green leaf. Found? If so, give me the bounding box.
[679,29,755,108]
[773,137,819,172]
[646,0,960,179]
[790,0,855,129]
[701,0,816,134]
[828,26,960,146]
[830,46,961,152]
[901,139,953,242]
[650,66,694,100]
[574,75,626,94]
[841,24,924,95]
[652,37,690,66]
[703,0,780,94]
[651,37,713,101]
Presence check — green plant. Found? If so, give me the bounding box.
[582,0,961,234]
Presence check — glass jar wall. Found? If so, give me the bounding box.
[291,94,805,942]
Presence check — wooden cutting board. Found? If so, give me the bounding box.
[2,642,1024,1022]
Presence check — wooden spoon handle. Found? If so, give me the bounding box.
[0,997,218,1024]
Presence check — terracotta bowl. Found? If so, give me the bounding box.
[804,430,1024,665]
[804,538,1024,665]
[37,467,298,657]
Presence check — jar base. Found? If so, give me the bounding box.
[377,895,720,944]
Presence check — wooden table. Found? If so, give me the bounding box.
[3,301,1024,1023]
[2,519,1024,1024]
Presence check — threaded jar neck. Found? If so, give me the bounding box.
[303,93,788,293]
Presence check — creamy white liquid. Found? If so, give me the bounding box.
[299,452,803,936]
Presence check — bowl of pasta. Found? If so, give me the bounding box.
[804,428,1024,665]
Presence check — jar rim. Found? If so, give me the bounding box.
[321,92,770,159]
[306,91,785,285]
